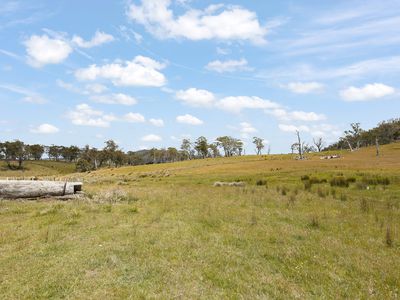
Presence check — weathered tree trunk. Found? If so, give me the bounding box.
[345,138,354,152]
[296,130,303,159]
[0,180,82,199]
[376,137,380,157]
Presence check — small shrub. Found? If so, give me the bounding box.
[125,207,138,214]
[309,216,320,228]
[103,205,112,212]
[330,188,336,198]
[360,198,369,213]
[346,177,357,183]
[317,188,326,198]
[330,176,349,187]
[307,177,327,184]
[256,179,267,186]
[304,181,312,191]
[281,187,288,196]
[85,189,130,204]
[340,193,347,201]
[309,177,321,184]
[301,175,310,181]
[362,176,390,186]
[386,226,393,247]
[355,182,368,190]
[127,196,140,204]
[289,194,296,205]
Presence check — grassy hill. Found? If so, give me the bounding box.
[0,144,399,298]
[0,160,76,178]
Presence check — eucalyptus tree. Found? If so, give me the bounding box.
[253,137,265,155]
[195,136,209,158]
[180,139,192,160]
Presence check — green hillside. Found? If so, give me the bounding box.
[0,160,76,178]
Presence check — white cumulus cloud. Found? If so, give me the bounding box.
[124,112,145,123]
[239,122,257,139]
[72,31,114,48]
[75,56,167,87]
[30,123,59,134]
[205,58,250,73]
[278,124,310,133]
[90,93,137,105]
[216,96,280,113]
[141,134,162,142]
[149,118,164,127]
[67,103,115,127]
[85,83,108,94]
[24,35,73,67]
[285,82,324,94]
[267,108,326,122]
[340,83,395,101]
[127,0,267,44]
[176,114,203,125]
[176,88,215,107]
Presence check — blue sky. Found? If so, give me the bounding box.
[0,0,399,154]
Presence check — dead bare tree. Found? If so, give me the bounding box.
[375,136,380,157]
[343,137,354,152]
[295,130,304,159]
[313,137,325,152]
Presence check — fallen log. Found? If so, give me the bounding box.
[0,180,82,199]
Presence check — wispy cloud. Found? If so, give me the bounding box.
[0,48,21,60]
[257,56,400,82]
[269,2,400,58]
[0,83,47,104]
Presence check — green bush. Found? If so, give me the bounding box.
[362,176,390,185]
[76,159,92,172]
[346,177,357,183]
[330,176,349,187]
[256,179,267,186]
[300,175,310,181]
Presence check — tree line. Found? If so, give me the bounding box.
[325,118,400,151]
[289,118,399,159]
[0,142,81,169]
[0,136,269,172]
[2,118,397,171]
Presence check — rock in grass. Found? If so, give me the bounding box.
[213,181,245,187]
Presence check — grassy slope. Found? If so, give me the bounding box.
[0,160,76,178]
[0,144,399,299]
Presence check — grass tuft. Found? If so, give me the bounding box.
[309,215,320,228]
[330,176,349,187]
[386,225,393,247]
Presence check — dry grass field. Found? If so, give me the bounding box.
[0,144,399,298]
